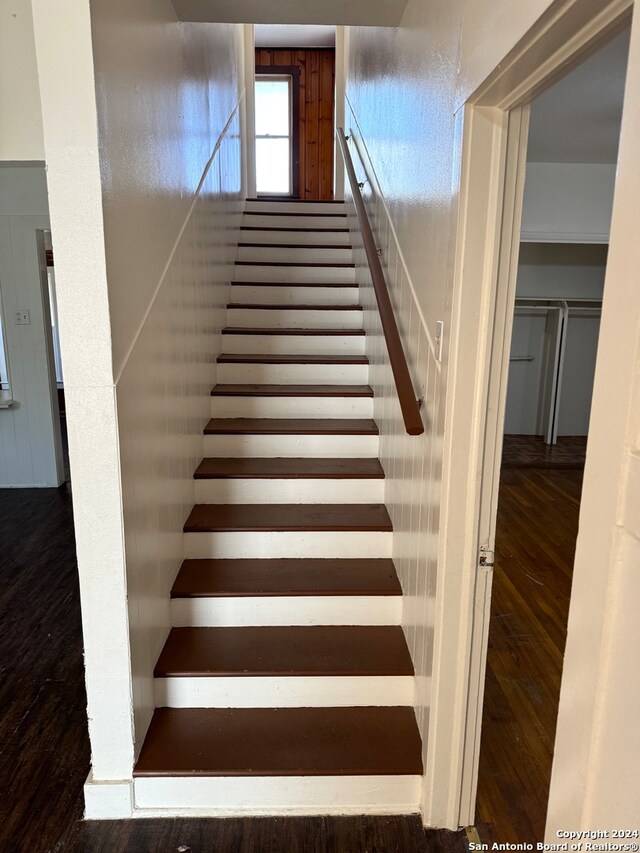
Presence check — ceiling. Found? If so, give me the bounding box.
[173,0,408,26]
[528,27,630,164]
[254,25,335,48]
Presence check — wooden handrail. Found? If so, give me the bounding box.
[337,128,424,436]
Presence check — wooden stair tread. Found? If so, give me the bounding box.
[211,384,373,397]
[204,418,379,435]
[245,198,346,203]
[235,261,355,268]
[171,558,401,598]
[227,303,362,310]
[241,226,350,233]
[217,353,368,365]
[242,211,347,217]
[231,284,358,290]
[184,503,392,533]
[239,242,352,250]
[222,327,365,336]
[154,626,414,677]
[194,458,384,479]
[133,706,423,777]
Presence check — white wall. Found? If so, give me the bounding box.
[0,0,45,161]
[31,0,245,815]
[90,5,243,376]
[90,2,244,758]
[504,310,551,435]
[516,243,608,300]
[505,243,607,435]
[0,165,63,486]
[342,124,444,800]
[521,163,617,243]
[118,100,244,764]
[0,1,59,485]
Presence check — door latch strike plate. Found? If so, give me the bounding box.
[479,547,495,570]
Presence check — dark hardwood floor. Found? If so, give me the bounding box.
[475,465,583,843]
[501,434,586,469]
[0,484,468,852]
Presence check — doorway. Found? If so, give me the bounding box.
[252,26,336,200]
[475,26,630,840]
[459,20,635,850]
[421,0,637,835]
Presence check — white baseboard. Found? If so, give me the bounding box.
[84,771,422,819]
[83,773,134,819]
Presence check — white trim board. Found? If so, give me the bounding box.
[154,675,415,707]
[133,775,422,814]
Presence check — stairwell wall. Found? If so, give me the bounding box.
[342,0,563,825]
[341,106,444,821]
[91,2,246,774]
[116,100,244,768]
[31,0,245,817]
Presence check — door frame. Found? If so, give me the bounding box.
[423,0,634,830]
[242,24,257,198]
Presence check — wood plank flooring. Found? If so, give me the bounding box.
[502,434,587,469]
[0,484,466,851]
[475,466,583,843]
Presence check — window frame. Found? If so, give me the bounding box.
[255,66,301,198]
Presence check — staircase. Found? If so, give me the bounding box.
[133,199,423,814]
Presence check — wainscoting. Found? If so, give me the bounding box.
[115,104,244,753]
[343,104,444,785]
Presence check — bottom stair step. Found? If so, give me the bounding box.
[134,706,423,777]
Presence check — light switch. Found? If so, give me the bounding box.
[15,310,30,325]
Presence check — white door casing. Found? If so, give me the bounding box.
[423,0,633,830]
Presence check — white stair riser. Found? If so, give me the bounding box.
[210,396,373,419]
[227,308,362,329]
[154,675,414,709]
[221,334,366,356]
[184,530,392,559]
[134,775,422,814]
[245,200,346,215]
[238,246,353,264]
[202,434,379,458]
[240,229,351,246]
[243,213,350,230]
[217,363,369,385]
[230,285,359,305]
[171,594,401,627]
[234,264,355,283]
[193,478,384,504]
